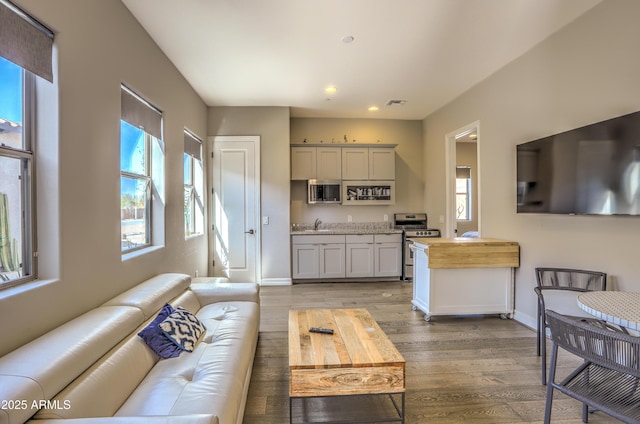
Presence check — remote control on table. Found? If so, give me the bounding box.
[309,327,334,334]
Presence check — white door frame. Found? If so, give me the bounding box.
[445,121,481,238]
[208,135,261,283]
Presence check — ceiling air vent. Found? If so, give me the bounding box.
[385,99,407,106]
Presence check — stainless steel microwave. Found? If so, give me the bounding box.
[308,179,341,204]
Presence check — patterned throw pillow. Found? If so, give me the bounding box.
[137,304,182,359]
[159,306,205,352]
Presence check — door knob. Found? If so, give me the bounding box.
[245,229,255,235]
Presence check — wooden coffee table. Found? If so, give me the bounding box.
[288,308,405,423]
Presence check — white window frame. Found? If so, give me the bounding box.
[0,61,36,288]
[183,129,204,238]
[120,85,164,255]
[456,166,472,221]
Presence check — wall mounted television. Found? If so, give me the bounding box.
[517,110,640,215]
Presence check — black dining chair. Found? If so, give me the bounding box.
[544,310,640,423]
[534,267,607,385]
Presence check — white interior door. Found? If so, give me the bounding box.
[209,136,260,283]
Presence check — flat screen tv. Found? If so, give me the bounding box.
[517,110,640,215]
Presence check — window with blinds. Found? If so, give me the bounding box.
[120,85,165,253]
[456,166,472,221]
[0,0,54,287]
[183,129,204,238]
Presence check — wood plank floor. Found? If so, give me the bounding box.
[243,281,620,424]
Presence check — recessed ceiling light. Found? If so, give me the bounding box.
[325,86,337,94]
[368,106,379,112]
[341,35,354,44]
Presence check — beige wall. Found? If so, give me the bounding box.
[0,0,208,356]
[422,0,640,328]
[208,107,291,284]
[290,118,425,225]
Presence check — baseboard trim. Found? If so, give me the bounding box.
[259,278,292,286]
[513,311,537,331]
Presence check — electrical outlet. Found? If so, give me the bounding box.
[347,215,352,222]
[383,214,388,222]
[439,215,445,224]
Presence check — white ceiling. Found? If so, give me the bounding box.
[122,0,602,120]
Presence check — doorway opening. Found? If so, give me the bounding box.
[445,122,480,238]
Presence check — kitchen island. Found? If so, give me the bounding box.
[410,237,520,321]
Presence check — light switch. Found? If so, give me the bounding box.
[347,215,352,222]
[262,216,269,225]
[383,214,388,222]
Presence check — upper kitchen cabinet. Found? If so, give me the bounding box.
[317,147,342,179]
[291,146,341,180]
[342,146,396,180]
[291,146,315,180]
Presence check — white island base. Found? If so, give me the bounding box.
[411,238,519,322]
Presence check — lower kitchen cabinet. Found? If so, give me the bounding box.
[292,233,401,280]
[345,235,374,278]
[374,234,403,277]
[345,234,402,278]
[292,235,346,279]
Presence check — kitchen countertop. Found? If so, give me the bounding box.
[291,228,403,235]
[290,222,403,235]
[410,237,519,269]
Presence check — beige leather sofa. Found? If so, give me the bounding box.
[0,273,260,424]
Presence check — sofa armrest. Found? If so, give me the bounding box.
[28,415,218,424]
[190,281,259,305]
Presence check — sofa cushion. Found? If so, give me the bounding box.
[138,304,182,359]
[115,301,260,424]
[103,273,192,320]
[160,307,205,352]
[0,306,144,424]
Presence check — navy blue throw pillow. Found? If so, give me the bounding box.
[137,303,182,359]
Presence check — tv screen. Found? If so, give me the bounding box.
[517,110,640,215]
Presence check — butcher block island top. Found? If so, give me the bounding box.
[410,237,520,269]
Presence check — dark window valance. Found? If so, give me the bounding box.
[184,130,202,161]
[0,0,53,82]
[121,85,163,140]
[456,166,471,179]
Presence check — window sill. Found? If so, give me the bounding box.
[122,245,164,262]
[185,233,204,241]
[0,277,59,300]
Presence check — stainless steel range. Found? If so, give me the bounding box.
[394,213,440,280]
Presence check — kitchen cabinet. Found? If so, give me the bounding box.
[345,235,374,278]
[410,238,519,321]
[374,234,403,277]
[316,147,341,180]
[369,147,396,180]
[292,234,346,279]
[291,146,341,180]
[291,147,316,180]
[341,148,369,180]
[345,234,401,278]
[342,146,395,180]
[342,181,395,205]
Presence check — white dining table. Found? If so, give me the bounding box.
[577,291,640,331]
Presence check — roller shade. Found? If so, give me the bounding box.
[184,130,202,161]
[121,85,162,140]
[0,0,53,82]
[456,166,471,179]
